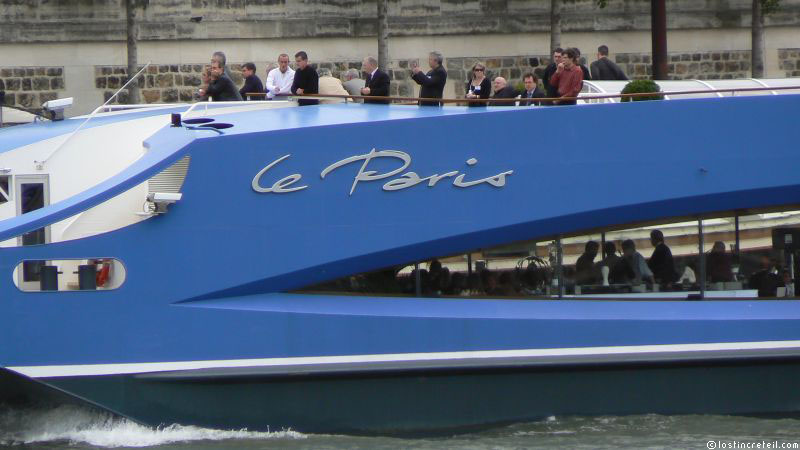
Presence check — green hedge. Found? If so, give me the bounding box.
[620,79,664,102]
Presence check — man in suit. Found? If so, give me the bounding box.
[519,72,545,106]
[542,48,563,105]
[360,56,391,104]
[590,45,628,81]
[239,62,264,100]
[290,51,319,106]
[647,229,678,286]
[491,77,518,106]
[411,51,447,106]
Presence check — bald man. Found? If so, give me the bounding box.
[491,77,518,106]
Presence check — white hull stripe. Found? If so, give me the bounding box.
[8,340,800,378]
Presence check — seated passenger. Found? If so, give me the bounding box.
[648,230,678,286]
[622,239,654,284]
[748,255,781,298]
[707,241,733,283]
[575,241,600,285]
[599,242,633,284]
[783,270,795,297]
[491,77,518,106]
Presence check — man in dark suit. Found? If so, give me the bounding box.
[590,45,628,81]
[573,47,592,82]
[360,56,390,104]
[411,51,447,106]
[239,62,264,100]
[519,72,545,106]
[542,47,563,105]
[201,60,242,102]
[648,229,678,286]
[290,51,319,106]
[491,77,518,106]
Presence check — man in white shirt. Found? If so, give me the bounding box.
[266,53,295,99]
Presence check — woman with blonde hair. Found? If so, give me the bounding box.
[465,62,491,107]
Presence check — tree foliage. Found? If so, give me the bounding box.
[761,0,780,15]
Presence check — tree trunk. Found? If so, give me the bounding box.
[377,0,389,72]
[550,0,561,55]
[125,0,140,104]
[650,0,668,80]
[752,0,765,78]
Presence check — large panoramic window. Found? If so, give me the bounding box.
[295,207,800,300]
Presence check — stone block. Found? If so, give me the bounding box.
[170,65,179,72]
[100,67,112,75]
[193,64,204,73]
[142,89,161,103]
[712,53,721,61]
[180,64,193,73]
[50,77,64,90]
[115,89,129,104]
[779,49,789,59]
[630,54,642,63]
[0,79,4,90]
[700,62,712,73]
[158,65,170,73]
[21,78,31,91]
[2,93,14,105]
[714,62,724,72]
[147,66,158,74]
[4,78,20,90]
[156,74,173,88]
[669,55,680,62]
[500,68,510,79]
[675,63,688,75]
[793,70,800,77]
[17,92,35,107]
[502,58,515,67]
[32,77,49,90]
[688,63,699,73]
[721,52,730,60]
[643,55,651,64]
[780,60,795,70]
[680,54,691,61]
[25,68,34,76]
[39,92,57,103]
[183,75,201,86]
[528,57,539,67]
[397,82,413,97]
[103,91,114,103]
[485,58,501,69]
[179,89,194,101]
[35,67,45,75]
[702,53,711,60]
[692,53,701,61]
[393,70,408,80]
[510,68,521,79]
[230,72,243,84]
[616,53,629,64]
[741,61,751,71]
[722,73,733,79]
[0,69,12,77]
[95,77,107,89]
[446,58,462,71]
[13,68,25,77]
[107,76,120,89]
[163,88,179,102]
[725,61,739,72]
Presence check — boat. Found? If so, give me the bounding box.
[2,83,800,435]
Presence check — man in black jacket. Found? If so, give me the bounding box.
[239,62,264,100]
[360,56,390,104]
[542,48,563,105]
[490,77,517,106]
[291,51,319,106]
[590,45,628,81]
[648,229,678,285]
[411,51,447,106]
[202,60,242,102]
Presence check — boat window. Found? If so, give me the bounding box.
[13,258,126,292]
[295,207,800,300]
[0,176,9,204]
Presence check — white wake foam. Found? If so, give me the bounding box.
[0,404,306,448]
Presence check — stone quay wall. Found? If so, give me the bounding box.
[0,67,65,108]
[779,48,800,77]
[2,0,800,43]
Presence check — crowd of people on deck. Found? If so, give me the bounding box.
[196,44,629,105]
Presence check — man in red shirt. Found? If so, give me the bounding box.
[549,48,583,105]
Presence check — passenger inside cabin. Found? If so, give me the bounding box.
[575,241,600,285]
[748,255,782,297]
[648,230,678,286]
[622,239,654,284]
[783,270,795,297]
[599,242,636,284]
[707,241,734,283]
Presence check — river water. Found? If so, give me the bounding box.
[1,404,800,449]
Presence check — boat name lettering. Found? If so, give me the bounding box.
[252,149,513,196]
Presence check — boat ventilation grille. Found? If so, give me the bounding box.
[148,156,190,194]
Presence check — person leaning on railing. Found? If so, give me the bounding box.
[411,51,447,106]
[549,47,583,106]
[290,51,319,106]
[239,62,264,101]
[360,56,391,104]
[200,59,242,102]
[465,62,490,107]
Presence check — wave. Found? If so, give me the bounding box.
[0,403,306,448]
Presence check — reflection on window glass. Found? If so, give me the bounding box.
[0,176,9,204]
[295,209,800,300]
